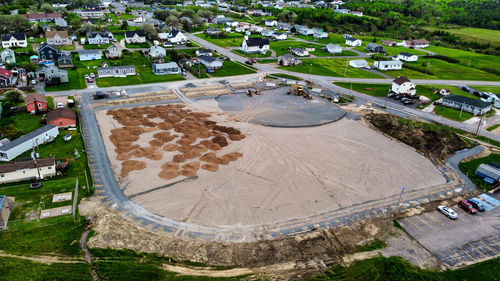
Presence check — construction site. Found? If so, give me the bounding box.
[92,81,458,234]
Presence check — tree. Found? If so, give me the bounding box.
[121,20,128,30]
[0,15,30,33]
[21,62,37,73]
[166,15,179,29]
[40,3,54,13]
[141,24,158,40]
[4,90,23,103]
[76,23,95,36]
[197,10,212,19]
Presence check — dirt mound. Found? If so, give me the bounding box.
[201,163,219,172]
[120,160,147,177]
[107,105,246,181]
[366,113,470,161]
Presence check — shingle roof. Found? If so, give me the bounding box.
[0,158,55,174]
[442,95,492,109]
[86,31,109,38]
[244,37,269,47]
[392,76,411,85]
[346,37,359,42]
[125,30,145,38]
[47,108,76,123]
[45,30,68,39]
[198,55,218,63]
[24,93,47,105]
[0,125,57,152]
[399,52,414,57]
[1,33,26,41]
[78,50,102,55]
[0,68,13,78]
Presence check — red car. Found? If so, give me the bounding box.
[458,199,477,214]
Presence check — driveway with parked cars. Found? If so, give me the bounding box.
[399,193,500,268]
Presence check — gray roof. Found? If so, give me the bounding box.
[399,52,414,57]
[0,125,57,152]
[346,37,359,42]
[442,95,492,109]
[154,62,179,69]
[98,65,135,71]
[198,55,218,63]
[78,50,102,55]
[366,43,381,48]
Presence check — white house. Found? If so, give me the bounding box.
[87,31,110,45]
[149,45,166,58]
[78,50,102,61]
[272,32,287,41]
[197,55,223,69]
[97,65,136,77]
[397,52,418,62]
[196,49,212,56]
[345,37,361,47]
[168,30,188,44]
[298,27,314,36]
[0,125,59,162]
[391,77,416,96]
[374,60,403,70]
[152,62,180,75]
[291,48,309,57]
[313,30,328,39]
[158,33,169,41]
[1,33,27,48]
[125,30,146,44]
[0,158,56,184]
[349,59,368,68]
[324,44,342,54]
[265,19,277,27]
[261,29,275,37]
[240,36,269,54]
[400,39,430,48]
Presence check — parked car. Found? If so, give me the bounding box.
[29,182,42,189]
[462,86,471,92]
[393,94,403,100]
[245,60,253,65]
[31,79,37,85]
[87,78,93,83]
[90,73,95,78]
[57,102,64,108]
[387,92,396,98]
[458,199,477,214]
[401,98,415,105]
[467,198,486,212]
[85,74,89,79]
[63,134,72,141]
[437,205,457,219]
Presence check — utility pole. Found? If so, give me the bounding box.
[425,61,430,75]
[476,115,485,136]
[309,63,312,82]
[33,139,41,181]
[459,101,465,120]
[468,54,472,67]
[344,59,348,77]
[393,187,406,216]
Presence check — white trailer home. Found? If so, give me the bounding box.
[0,125,59,162]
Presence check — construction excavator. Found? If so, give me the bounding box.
[287,85,312,99]
[246,88,261,97]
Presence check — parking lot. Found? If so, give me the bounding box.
[399,193,500,268]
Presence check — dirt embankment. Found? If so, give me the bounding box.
[365,113,470,162]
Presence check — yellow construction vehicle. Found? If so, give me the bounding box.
[246,89,253,97]
[288,84,303,96]
[255,89,261,95]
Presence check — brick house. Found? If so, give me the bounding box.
[24,93,48,113]
[47,108,76,128]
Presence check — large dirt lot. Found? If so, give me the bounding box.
[96,97,446,228]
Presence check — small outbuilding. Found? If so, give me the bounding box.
[47,108,76,128]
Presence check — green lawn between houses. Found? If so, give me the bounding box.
[210,60,257,77]
[433,105,474,121]
[279,58,382,78]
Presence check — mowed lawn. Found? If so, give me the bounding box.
[44,69,87,92]
[472,86,500,94]
[270,40,327,57]
[280,58,382,78]
[426,45,500,74]
[195,32,246,47]
[385,58,500,81]
[210,60,256,77]
[434,105,474,121]
[424,27,500,47]
[384,46,427,56]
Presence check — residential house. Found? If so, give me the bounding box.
[54,17,68,27]
[277,22,291,31]
[235,22,250,33]
[212,16,233,25]
[24,93,48,113]
[196,49,212,56]
[278,53,302,66]
[397,52,418,62]
[0,195,11,229]
[197,55,223,69]
[314,30,328,39]
[125,30,146,44]
[87,31,111,45]
[0,158,56,184]
[178,58,192,67]
[78,50,102,61]
[57,55,73,68]
[158,33,169,41]
[240,36,269,54]
[441,95,492,115]
[400,39,429,48]
[149,45,166,58]
[47,108,76,128]
[204,27,222,36]
[265,20,277,27]
[1,33,27,48]
[298,26,313,36]
[45,31,71,46]
[272,32,287,41]
[365,43,386,53]
[0,125,59,162]
[324,44,342,54]
[391,77,416,96]
[23,12,61,22]
[250,25,265,34]
[381,40,397,47]
[439,89,451,96]
[38,43,62,61]
[134,16,146,23]
[345,37,361,47]
[334,8,350,14]
[105,45,122,59]
[350,11,363,17]
[97,65,136,77]
[349,59,368,68]
[35,65,69,83]
[0,49,15,64]
[168,30,188,44]
[0,68,14,86]
[153,62,180,75]
[374,60,403,70]
[78,9,105,18]
[261,29,275,37]
[290,47,309,56]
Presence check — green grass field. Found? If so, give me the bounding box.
[0,257,92,281]
[280,58,382,78]
[426,45,500,75]
[459,153,500,191]
[0,112,43,135]
[470,86,500,94]
[125,42,151,49]
[269,40,325,57]
[232,49,272,58]
[210,61,256,77]
[383,46,427,56]
[424,26,500,47]
[195,33,245,47]
[83,43,111,50]
[44,69,87,92]
[434,105,474,121]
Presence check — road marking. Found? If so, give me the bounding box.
[480,240,497,255]
[422,212,443,226]
[469,243,486,258]
[413,215,434,230]
[458,246,476,262]
[402,218,423,232]
[447,248,461,264]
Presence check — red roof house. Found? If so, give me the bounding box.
[47,108,76,128]
[24,93,48,113]
[0,68,13,87]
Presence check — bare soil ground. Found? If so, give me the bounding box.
[96,101,446,228]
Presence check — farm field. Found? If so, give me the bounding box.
[279,58,383,78]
